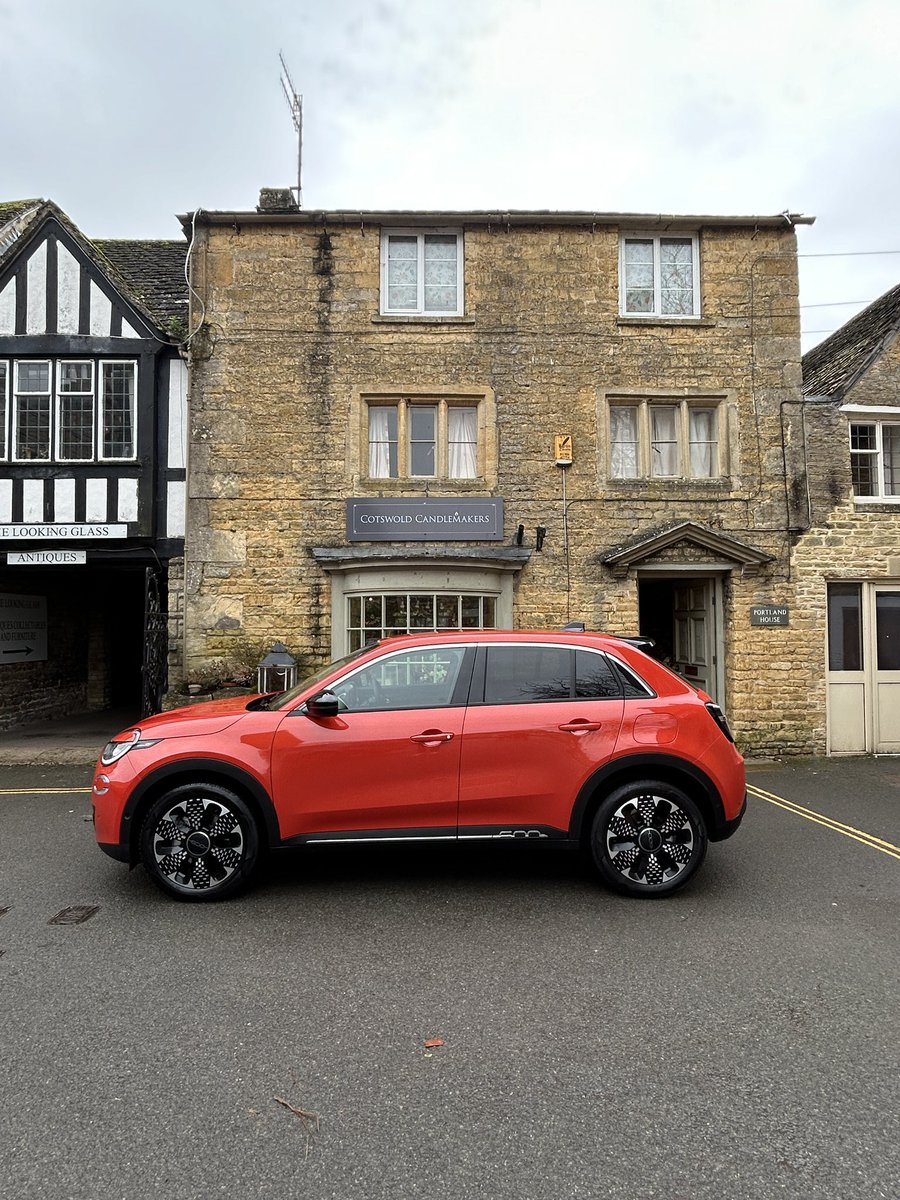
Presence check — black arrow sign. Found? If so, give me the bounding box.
[2,646,34,657]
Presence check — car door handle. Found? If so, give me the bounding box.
[558,720,602,733]
[410,730,455,744]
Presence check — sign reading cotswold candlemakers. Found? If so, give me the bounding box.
[347,498,504,542]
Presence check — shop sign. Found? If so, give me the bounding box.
[0,524,128,540]
[7,551,87,565]
[750,605,789,627]
[347,498,504,542]
[0,593,48,663]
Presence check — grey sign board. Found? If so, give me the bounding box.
[347,497,504,542]
[750,605,789,627]
[0,593,48,663]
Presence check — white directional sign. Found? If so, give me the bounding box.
[0,593,48,664]
[7,550,86,566]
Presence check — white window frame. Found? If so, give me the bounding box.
[366,397,480,481]
[5,357,138,464]
[846,412,900,502]
[55,359,95,462]
[608,397,723,480]
[619,232,700,318]
[380,228,464,317]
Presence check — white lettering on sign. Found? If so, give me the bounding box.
[0,524,128,540]
[0,593,48,664]
[7,550,87,565]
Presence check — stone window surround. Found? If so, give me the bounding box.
[348,385,498,491]
[599,388,738,484]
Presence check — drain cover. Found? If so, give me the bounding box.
[48,905,100,926]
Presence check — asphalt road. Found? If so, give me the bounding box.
[0,759,898,1200]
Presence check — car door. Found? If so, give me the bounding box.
[457,643,624,836]
[270,644,474,842]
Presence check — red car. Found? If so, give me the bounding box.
[92,631,745,901]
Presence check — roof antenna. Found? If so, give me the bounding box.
[279,52,303,208]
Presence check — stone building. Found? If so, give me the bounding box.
[178,195,824,754]
[0,200,187,729]
[797,281,900,754]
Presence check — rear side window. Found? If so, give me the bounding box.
[482,645,622,704]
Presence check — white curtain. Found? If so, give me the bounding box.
[610,407,638,478]
[689,409,717,478]
[368,407,393,478]
[650,407,678,477]
[448,407,477,478]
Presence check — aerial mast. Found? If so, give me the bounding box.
[279,52,303,207]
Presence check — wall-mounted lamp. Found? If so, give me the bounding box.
[536,526,547,551]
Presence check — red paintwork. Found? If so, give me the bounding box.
[92,630,746,854]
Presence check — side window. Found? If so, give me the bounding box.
[484,646,573,704]
[611,659,655,699]
[331,647,467,712]
[574,650,621,698]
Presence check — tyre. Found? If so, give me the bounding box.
[139,783,260,901]
[590,780,707,897]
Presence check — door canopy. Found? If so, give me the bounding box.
[600,521,773,578]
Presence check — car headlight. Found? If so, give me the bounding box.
[100,729,160,766]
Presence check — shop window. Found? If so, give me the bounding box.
[347,592,496,652]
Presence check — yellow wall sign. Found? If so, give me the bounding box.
[554,435,573,463]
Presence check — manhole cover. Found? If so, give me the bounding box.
[48,905,100,926]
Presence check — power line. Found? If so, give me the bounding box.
[798,249,900,258]
[799,300,867,309]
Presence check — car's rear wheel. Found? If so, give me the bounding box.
[139,783,260,902]
[590,780,707,897]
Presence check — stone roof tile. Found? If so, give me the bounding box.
[802,280,900,399]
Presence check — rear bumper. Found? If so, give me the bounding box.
[710,791,747,842]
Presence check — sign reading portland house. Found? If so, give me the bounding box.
[347,498,504,542]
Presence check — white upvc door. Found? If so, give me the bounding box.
[872,587,900,753]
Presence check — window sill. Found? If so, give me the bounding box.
[605,476,733,488]
[616,316,714,329]
[358,477,489,493]
[852,497,900,507]
[373,315,475,326]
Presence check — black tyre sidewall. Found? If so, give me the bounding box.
[139,783,260,902]
[590,780,707,898]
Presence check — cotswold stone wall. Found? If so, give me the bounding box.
[183,216,810,753]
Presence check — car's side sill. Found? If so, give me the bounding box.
[280,824,572,848]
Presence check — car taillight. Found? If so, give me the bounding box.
[705,702,735,743]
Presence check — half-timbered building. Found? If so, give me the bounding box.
[0,200,187,729]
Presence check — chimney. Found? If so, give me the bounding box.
[257,188,299,213]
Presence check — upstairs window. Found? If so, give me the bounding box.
[381,230,463,316]
[368,399,478,480]
[850,421,900,499]
[609,399,721,479]
[3,358,137,463]
[620,234,699,317]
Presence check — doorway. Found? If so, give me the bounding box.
[638,575,724,703]
[827,581,900,753]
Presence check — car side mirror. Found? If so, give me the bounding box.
[305,690,341,719]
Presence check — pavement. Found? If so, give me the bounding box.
[0,708,137,766]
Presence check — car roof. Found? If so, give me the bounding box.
[365,630,635,650]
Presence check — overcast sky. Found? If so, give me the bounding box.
[2,0,899,349]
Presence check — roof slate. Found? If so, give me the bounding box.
[94,240,188,331]
[802,280,900,399]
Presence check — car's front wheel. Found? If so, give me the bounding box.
[139,783,260,901]
[590,780,707,897]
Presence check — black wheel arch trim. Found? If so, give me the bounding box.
[568,753,729,842]
[119,759,279,862]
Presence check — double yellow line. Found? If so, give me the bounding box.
[748,784,900,861]
[0,787,91,796]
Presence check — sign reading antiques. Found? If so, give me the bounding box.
[347,498,504,542]
[750,605,790,627]
[7,550,87,566]
[0,593,48,663]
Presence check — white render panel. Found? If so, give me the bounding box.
[23,479,44,521]
[168,357,188,469]
[26,240,47,334]
[85,478,107,521]
[89,282,111,337]
[56,242,81,334]
[121,318,139,339]
[117,478,139,522]
[0,278,15,334]
[0,479,12,522]
[167,480,186,538]
[54,478,76,521]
